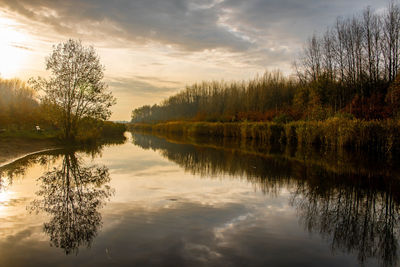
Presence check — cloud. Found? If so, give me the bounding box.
[0,0,253,52]
[134,76,182,86]
[0,0,389,68]
[107,76,181,95]
[215,0,389,63]
[11,43,33,51]
[219,0,388,35]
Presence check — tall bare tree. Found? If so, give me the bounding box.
[383,1,400,82]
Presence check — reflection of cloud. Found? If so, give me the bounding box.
[5,228,33,243]
[133,169,178,177]
[97,201,251,265]
[95,143,175,175]
[0,197,28,207]
[213,213,253,242]
[182,242,222,263]
[91,199,351,266]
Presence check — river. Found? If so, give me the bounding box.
[0,131,398,266]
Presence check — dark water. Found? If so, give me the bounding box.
[0,132,399,266]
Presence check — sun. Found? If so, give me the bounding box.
[0,15,30,79]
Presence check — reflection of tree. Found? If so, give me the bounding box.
[132,132,400,266]
[291,173,400,267]
[0,136,125,191]
[30,151,113,255]
[132,133,293,194]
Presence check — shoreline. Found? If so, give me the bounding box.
[0,147,62,168]
[0,137,59,166]
[0,132,129,167]
[130,119,400,154]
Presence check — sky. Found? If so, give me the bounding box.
[0,0,390,120]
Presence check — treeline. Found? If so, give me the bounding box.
[132,3,400,123]
[132,72,296,123]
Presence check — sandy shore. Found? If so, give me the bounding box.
[0,138,59,166]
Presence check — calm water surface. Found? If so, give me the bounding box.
[0,132,398,266]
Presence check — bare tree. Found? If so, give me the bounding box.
[302,34,322,81]
[383,1,400,82]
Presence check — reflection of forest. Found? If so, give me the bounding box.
[0,141,118,255]
[132,132,400,266]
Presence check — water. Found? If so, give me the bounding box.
[0,132,398,266]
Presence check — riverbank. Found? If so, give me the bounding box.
[0,122,127,165]
[131,118,400,153]
[0,137,59,165]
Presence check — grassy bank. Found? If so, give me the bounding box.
[0,121,127,144]
[0,128,59,140]
[131,118,400,153]
[75,120,127,144]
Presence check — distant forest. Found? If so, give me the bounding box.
[132,4,400,123]
[0,78,50,129]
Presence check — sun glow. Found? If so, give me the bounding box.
[0,186,14,217]
[0,15,31,78]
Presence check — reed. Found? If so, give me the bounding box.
[131,119,400,153]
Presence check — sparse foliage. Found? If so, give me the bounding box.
[30,39,116,141]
